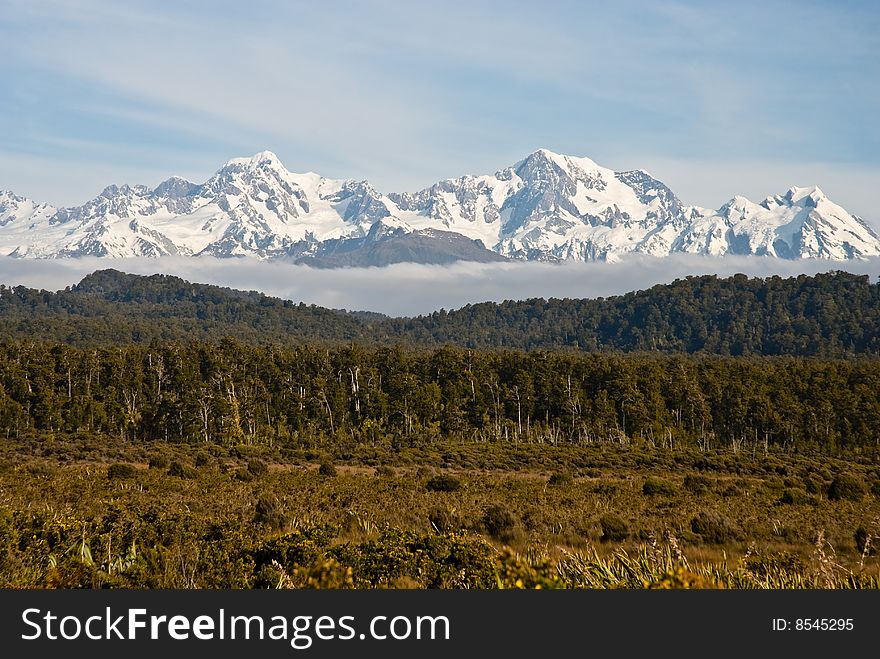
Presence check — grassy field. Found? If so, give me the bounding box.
[1,433,878,588]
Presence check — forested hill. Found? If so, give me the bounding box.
[0,270,367,345]
[391,271,880,355]
[0,269,878,356]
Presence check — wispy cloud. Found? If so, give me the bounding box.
[0,0,877,211]
[1,256,877,316]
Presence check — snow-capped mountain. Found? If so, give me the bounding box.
[1,149,877,264]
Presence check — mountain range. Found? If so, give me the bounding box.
[1,149,878,265]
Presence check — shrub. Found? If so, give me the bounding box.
[107,463,136,480]
[426,475,460,492]
[643,477,678,497]
[254,496,285,530]
[683,474,711,495]
[779,488,812,505]
[148,455,169,470]
[482,505,517,542]
[743,550,804,579]
[428,507,461,533]
[599,513,629,542]
[805,477,825,495]
[828,473,865,502]
[872,481,880,497]
[247,459,269,478]
[168,461,194,478]
[195,452,212,468]
[374,465,395,478]
[548,472,574,487]
[318,461,337,477]
[721,484,742,498]
[690,511,740,544]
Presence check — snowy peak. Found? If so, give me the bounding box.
[222,149,285,170]
[0,150,877,263]
[153,176,198,199]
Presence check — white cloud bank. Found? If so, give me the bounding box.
[0,256,878,317]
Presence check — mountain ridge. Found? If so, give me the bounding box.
[2,268,879,356]
[1,149,878,264]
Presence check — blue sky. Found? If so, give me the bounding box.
[1,0,878,219]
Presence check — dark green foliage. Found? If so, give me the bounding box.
[318,461,337,477]
[683,474,711,495]
[148,455,169,470]
[743,551,804,579]
[0,270,367,346]
[599,513,629,542]
[253,496,285,531]
[247,459,269,478]
[329,529,496,588]
[548,472,574,487]
[643,477,678,497]
[426,475,461,492]
[828,474,866,502]
[385,271,880,356]
[3,270,880,356]
[780,488,813,505]
[195,453,212,468]
[691,511,741,544]
[428,506,462,533]
[252,527,335,577]
[805,477,825,495]
[168,461,195,478]
[482,504,517,542]
[107,463,136,480]
[1,340,880,451]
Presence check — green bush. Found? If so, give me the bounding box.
[168,461,195,478]
[247,459,269,478]
[428,507,461,533]
[643,477,678,497]
[683,474,711,495]
[254,496,285,530]
[548,472,574,487]
[426,475,460,492]
[107,463,136,480]
[482,505,517,542]
[779,488,812,505]
[599,513,629,542]
[828,473,865,502]
[148,455,169,470]
[318,461,337,477]
[374,465,395,478]
[743,550,804,579]
[805,477,825,495]
[690,511,740,544]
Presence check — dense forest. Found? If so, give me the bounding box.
[391,271,880,355]
[1,269,879,356]
[1,341,879,452]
